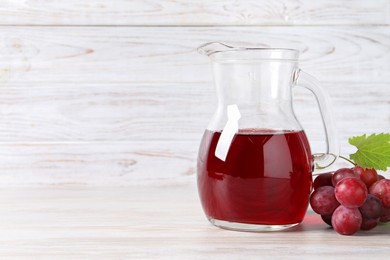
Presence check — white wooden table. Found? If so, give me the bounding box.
[1,183,389,259]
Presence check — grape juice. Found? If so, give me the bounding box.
[197,129,313,226]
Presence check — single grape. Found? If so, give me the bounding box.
[310,186,339,215]
[335,178,367,208]
[369,179,390,208]
[377,175,385,181]
[380,207,390,223]
[359,194,383,219]
[321,214,332,226]
[313,172,334,190]
[352,166,365,176]
[360,168,378,189]
[332,168,357,186]
[332,205,362,235]
[360,217,380,231]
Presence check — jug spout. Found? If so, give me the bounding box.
[198,42,299,62]
[197,42,235,56]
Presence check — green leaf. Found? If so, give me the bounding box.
[348,133,390,171]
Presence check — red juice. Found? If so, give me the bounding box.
[197,129,313,225]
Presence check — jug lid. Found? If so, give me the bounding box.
[198,42,299,61]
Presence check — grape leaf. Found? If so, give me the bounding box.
[348,133,390,171]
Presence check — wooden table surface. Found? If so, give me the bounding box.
[0,183,389,259]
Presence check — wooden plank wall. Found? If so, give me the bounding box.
[0,0,389,186]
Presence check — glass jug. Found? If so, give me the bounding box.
[197,42,339,231]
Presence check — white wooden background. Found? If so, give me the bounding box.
[0,0,389,186]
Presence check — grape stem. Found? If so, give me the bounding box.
[339,155,356,166]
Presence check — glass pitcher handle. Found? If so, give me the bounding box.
[295,69,339,169]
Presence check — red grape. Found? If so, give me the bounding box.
[380,207,390,222]
[369,179,390,208]
[377,175,385,181]
[332,205,362,235]
[313,172,334,190]
[352,166,365,176]
[321,214,332,226]
[335,178,367,208]
[359,168,378,188]
[359,194,383,219]
[332,168,357,186]
[310,186,339,215]
[360,217,380,231]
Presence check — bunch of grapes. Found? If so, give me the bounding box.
[310,166,390,235]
